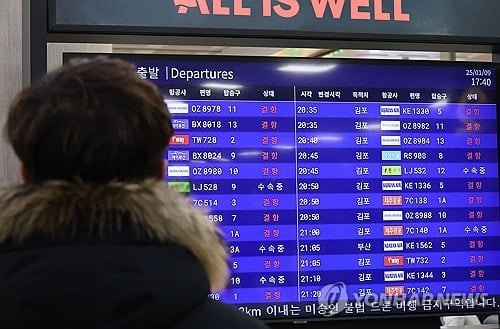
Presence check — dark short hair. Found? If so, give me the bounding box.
[5,56,173,183]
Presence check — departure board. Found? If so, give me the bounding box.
[124,55,500,321]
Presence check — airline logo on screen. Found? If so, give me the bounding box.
[382,180,402,191]
[168,103,189,114]
[170,135,190,145]
[380,105,401,116]
[382,150,401,161]
[172,119,190,130]
[168,150,190,161]
[385,286,405,296]
[383,240,404,251]
[171,0,411,21]
[384,271,405,282]
[381,135,401,146]
[168,181,191,193]
[382,165,402,176]
[380,120,401,131]
[383,210,403,221]
[383,225,403,236]
[167,166,190,177]
[382,195,403,206]
[384,256,404,266]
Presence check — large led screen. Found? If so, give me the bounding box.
[66,53,500,322]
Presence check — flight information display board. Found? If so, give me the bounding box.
[123,54,500,321]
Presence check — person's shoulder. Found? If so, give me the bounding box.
[171,298,271,329]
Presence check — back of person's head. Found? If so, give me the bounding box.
[5,56,173,184]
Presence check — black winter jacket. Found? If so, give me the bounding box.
[0,180,270,329]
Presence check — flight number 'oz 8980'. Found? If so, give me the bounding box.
[192,167,223,175]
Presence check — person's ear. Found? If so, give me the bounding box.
[19,162,31,184]
[156,159,167,180]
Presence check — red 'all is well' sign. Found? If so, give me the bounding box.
[173,0,410,21]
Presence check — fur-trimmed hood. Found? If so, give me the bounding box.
[0,180,229,292]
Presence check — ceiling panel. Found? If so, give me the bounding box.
[111,44,492,62]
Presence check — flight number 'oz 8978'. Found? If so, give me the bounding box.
[191,105,221,113]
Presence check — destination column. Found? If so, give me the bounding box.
[294,87,383,315]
